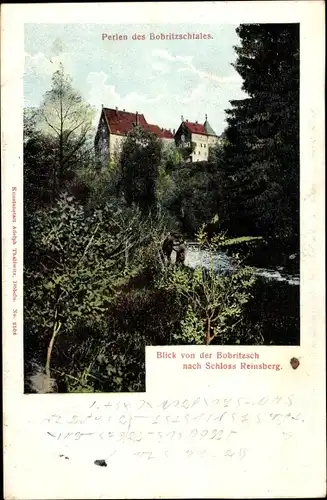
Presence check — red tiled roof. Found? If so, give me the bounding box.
[103,108,147,135]
[183,121,208,135]
[145,124,174,139]
[161,128,175,139]
[102,107,174,139]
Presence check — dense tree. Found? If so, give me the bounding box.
[35,63,96,196]
[220,24,299,247]
[24,193,167,392]
[161,142,183,173]
[24,108,57,210]
[24,64,97,218]
[119,126,163,212]
[166,160,223,237]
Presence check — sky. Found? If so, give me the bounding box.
[24,23,247,136]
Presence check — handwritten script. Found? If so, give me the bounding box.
[40,394,304,465]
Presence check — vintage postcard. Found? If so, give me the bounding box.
[1,1,326,499]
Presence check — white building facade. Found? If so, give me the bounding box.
[174,115,220,162]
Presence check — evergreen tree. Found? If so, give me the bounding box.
[221,24,299,245]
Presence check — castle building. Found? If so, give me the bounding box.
[174,114,220,162]
[94,106,174,166]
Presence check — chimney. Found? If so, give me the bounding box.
[101,104,104,109]
[186,119,188,122]
[123,108,125,111]
[205,113,208,121]
[173,128,175,135]
[195,120,198,124]
[136,111,139,125]
[115,106,118,115]
[181,115,184,122]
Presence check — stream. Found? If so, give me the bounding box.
[184,246,300,286]
[183,244,300,345]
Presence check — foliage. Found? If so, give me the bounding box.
[24,65,96,216]
[218,24,299,245]
[164,161,223,237]
[178,306,205,344]
[161,143,184,173]
[180,141,197,162]
[24,126,58,211]
[34,63,96,195]
[119,125,163,212]
[71,162,120,209]
[156,164,176,207]
[207,137,226,164]
[50,280,188,393]
[24,192,166,390]
[157,219,257,345]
